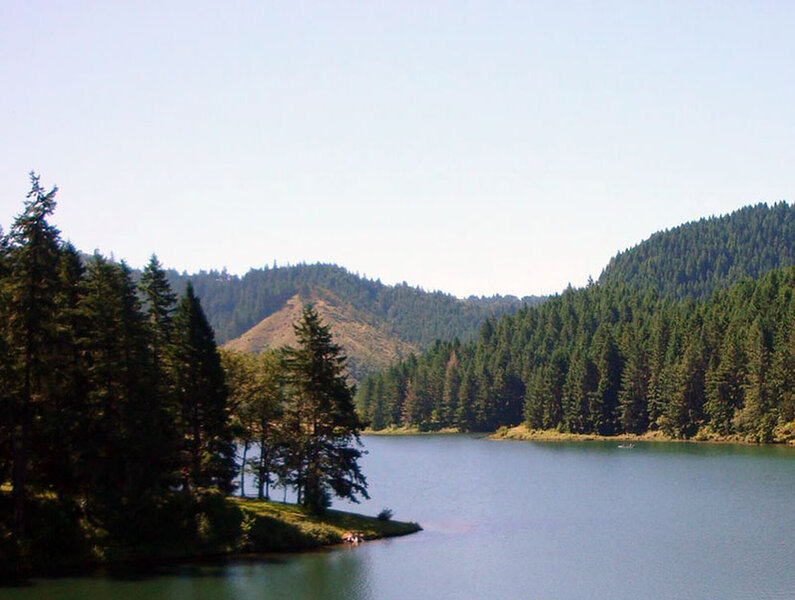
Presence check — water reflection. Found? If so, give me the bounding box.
[3,549,374,600]
[4,436,795,600]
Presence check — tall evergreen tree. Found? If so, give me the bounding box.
[139,254,177,388]
[75,256,174,527]
[173,283,236,492]
[250,351,287,500]
[5,173,62,553]
[562,350,596,433]
[592,330,622,435]
[735,318,776,442]
[0,227,12,493]
[618,334,649,433]
[281,305,368,513]
[704,326,746,435]
[38,242,86,497]
[441,350,461,425]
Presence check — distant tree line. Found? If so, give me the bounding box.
[599,202,794,300]
[357,268,795,442]
[0,174,365,570]
[164,263,544,346]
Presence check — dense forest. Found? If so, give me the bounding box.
[358,203,795,442]
[0,175,367,573]
[4,174,793,574]
[599,202,794,300]
[163,263,543,345]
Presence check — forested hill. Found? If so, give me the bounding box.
[223,287,421,383]
[164,263,544,346]
[359,202,795,441]
[599,202,795,300]
[357,265,795,442]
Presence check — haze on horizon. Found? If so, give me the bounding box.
[2,2,794,299]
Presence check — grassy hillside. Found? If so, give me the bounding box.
[224,288,419,382]
[166,263,542,346]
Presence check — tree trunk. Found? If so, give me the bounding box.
[240,442,248,497]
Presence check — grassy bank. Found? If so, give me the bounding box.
[232,498,421,550]
[364,425,461,435]
[490,425,668,443]
[491,423,795,445]
[366,422,795,444]
[0,491,420,578]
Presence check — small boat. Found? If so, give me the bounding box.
[617,443,635,449]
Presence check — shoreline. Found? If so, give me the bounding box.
[363,425,461,435]
[489,424,795,445]
[1,497,421,581]
[365,423,795,445]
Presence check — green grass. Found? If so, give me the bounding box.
[491,423,795,445]
[364,425,461,435]
[232,498,421,552]
[0,491,421,577]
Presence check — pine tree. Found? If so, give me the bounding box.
[662,329,706,439]
[370,378,386,431]
[173,283,236,492]
[249,351,285,500]
[441,348,461,425]
[0,227,12,493]
[592,329,622,435]
[281,305,368,513]
[562,351,596,433]
[5,173,62,553]
[771,305,795,424]
[37,242,86,497]
[223,350,285,499]
[618,334,649,434]
[77,256,173,523]
[735,318,776,442]
[704,327,746,435]
[139,254,177,389]
[456,369,477,430]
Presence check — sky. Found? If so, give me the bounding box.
[2,1,794,298]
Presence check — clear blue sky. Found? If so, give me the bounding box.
[2,1,793,298]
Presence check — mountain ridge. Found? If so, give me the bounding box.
[599,201,794,299]
[356,201,795,441]
[222,287,420,382]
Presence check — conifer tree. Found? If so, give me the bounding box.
[456,369,477,430]
[6,173,62,552]
[0,227,12,491]
[441,351,461,425]
[139,254,177,387]
[592,330,622,435]
[38,242,86,497]
[76,256,172,520]
[222,349,285,499]
[735,318,775,441]
[249,351,286,500]
[704,327,746,435]
[370,378,386,431]
[771,307,795,424]
[618,335,649,433]
[173,283,236,492]
[281,305,368,513]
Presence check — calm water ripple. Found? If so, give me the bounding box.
[4,435,795,600]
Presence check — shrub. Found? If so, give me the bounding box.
[377,508,393,521]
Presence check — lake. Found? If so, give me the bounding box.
[4,435,795,599]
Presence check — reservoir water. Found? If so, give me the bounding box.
[4,435,795,599]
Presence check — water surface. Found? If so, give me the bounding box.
[5,436,795,599]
